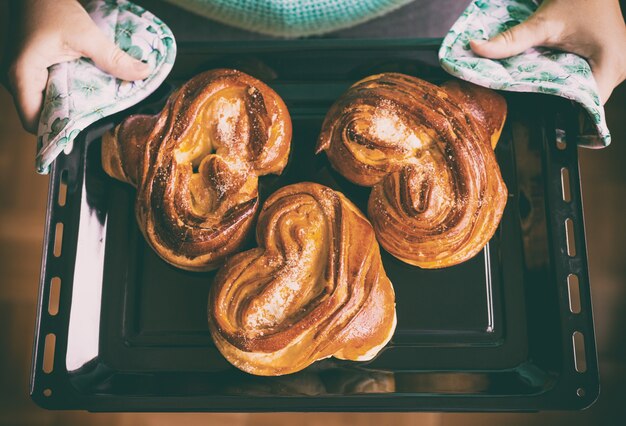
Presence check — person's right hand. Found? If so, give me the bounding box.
[5,0,151,133]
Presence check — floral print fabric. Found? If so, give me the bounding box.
[439,0,610,148]
[36,0,176,174]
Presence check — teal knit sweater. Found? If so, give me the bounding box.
[164,0,415,37]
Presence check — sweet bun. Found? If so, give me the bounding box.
[317,73,507,268]
[102,69,292,271]
[208,182,396,376]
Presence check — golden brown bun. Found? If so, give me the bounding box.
[102,69,292,271]
[316,73,507,269]
[208,182,397,376]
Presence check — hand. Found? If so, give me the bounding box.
[5,0,151,133]
[470,0,626,104]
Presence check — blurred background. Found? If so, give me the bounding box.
[1,1,625,424]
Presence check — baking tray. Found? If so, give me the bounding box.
[30,39,599,412]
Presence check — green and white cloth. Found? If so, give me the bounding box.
[35,0,176,174]
[439,0,610,148]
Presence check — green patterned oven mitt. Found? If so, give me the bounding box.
[36,0,176,174]
[439,0,610,148]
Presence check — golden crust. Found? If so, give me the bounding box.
[101,69,292,271]
[208,182,397,376]
[317,73,508,269]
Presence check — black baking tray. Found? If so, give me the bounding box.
[30,39,599,412]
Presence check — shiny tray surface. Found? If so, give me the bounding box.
[30,39,598,412]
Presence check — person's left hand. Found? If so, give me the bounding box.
[470,0,626,104]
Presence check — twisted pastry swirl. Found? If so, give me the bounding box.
[317,73,508,269]
[208,182,397,376]
[102,69,292,271]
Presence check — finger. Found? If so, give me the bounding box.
[470,16,550,59]
[7,59,49,133]
[69,22,151,81]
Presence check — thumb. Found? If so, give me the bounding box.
[588,56,621,105]
[470,16,550,59]
[70,22,151,81]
